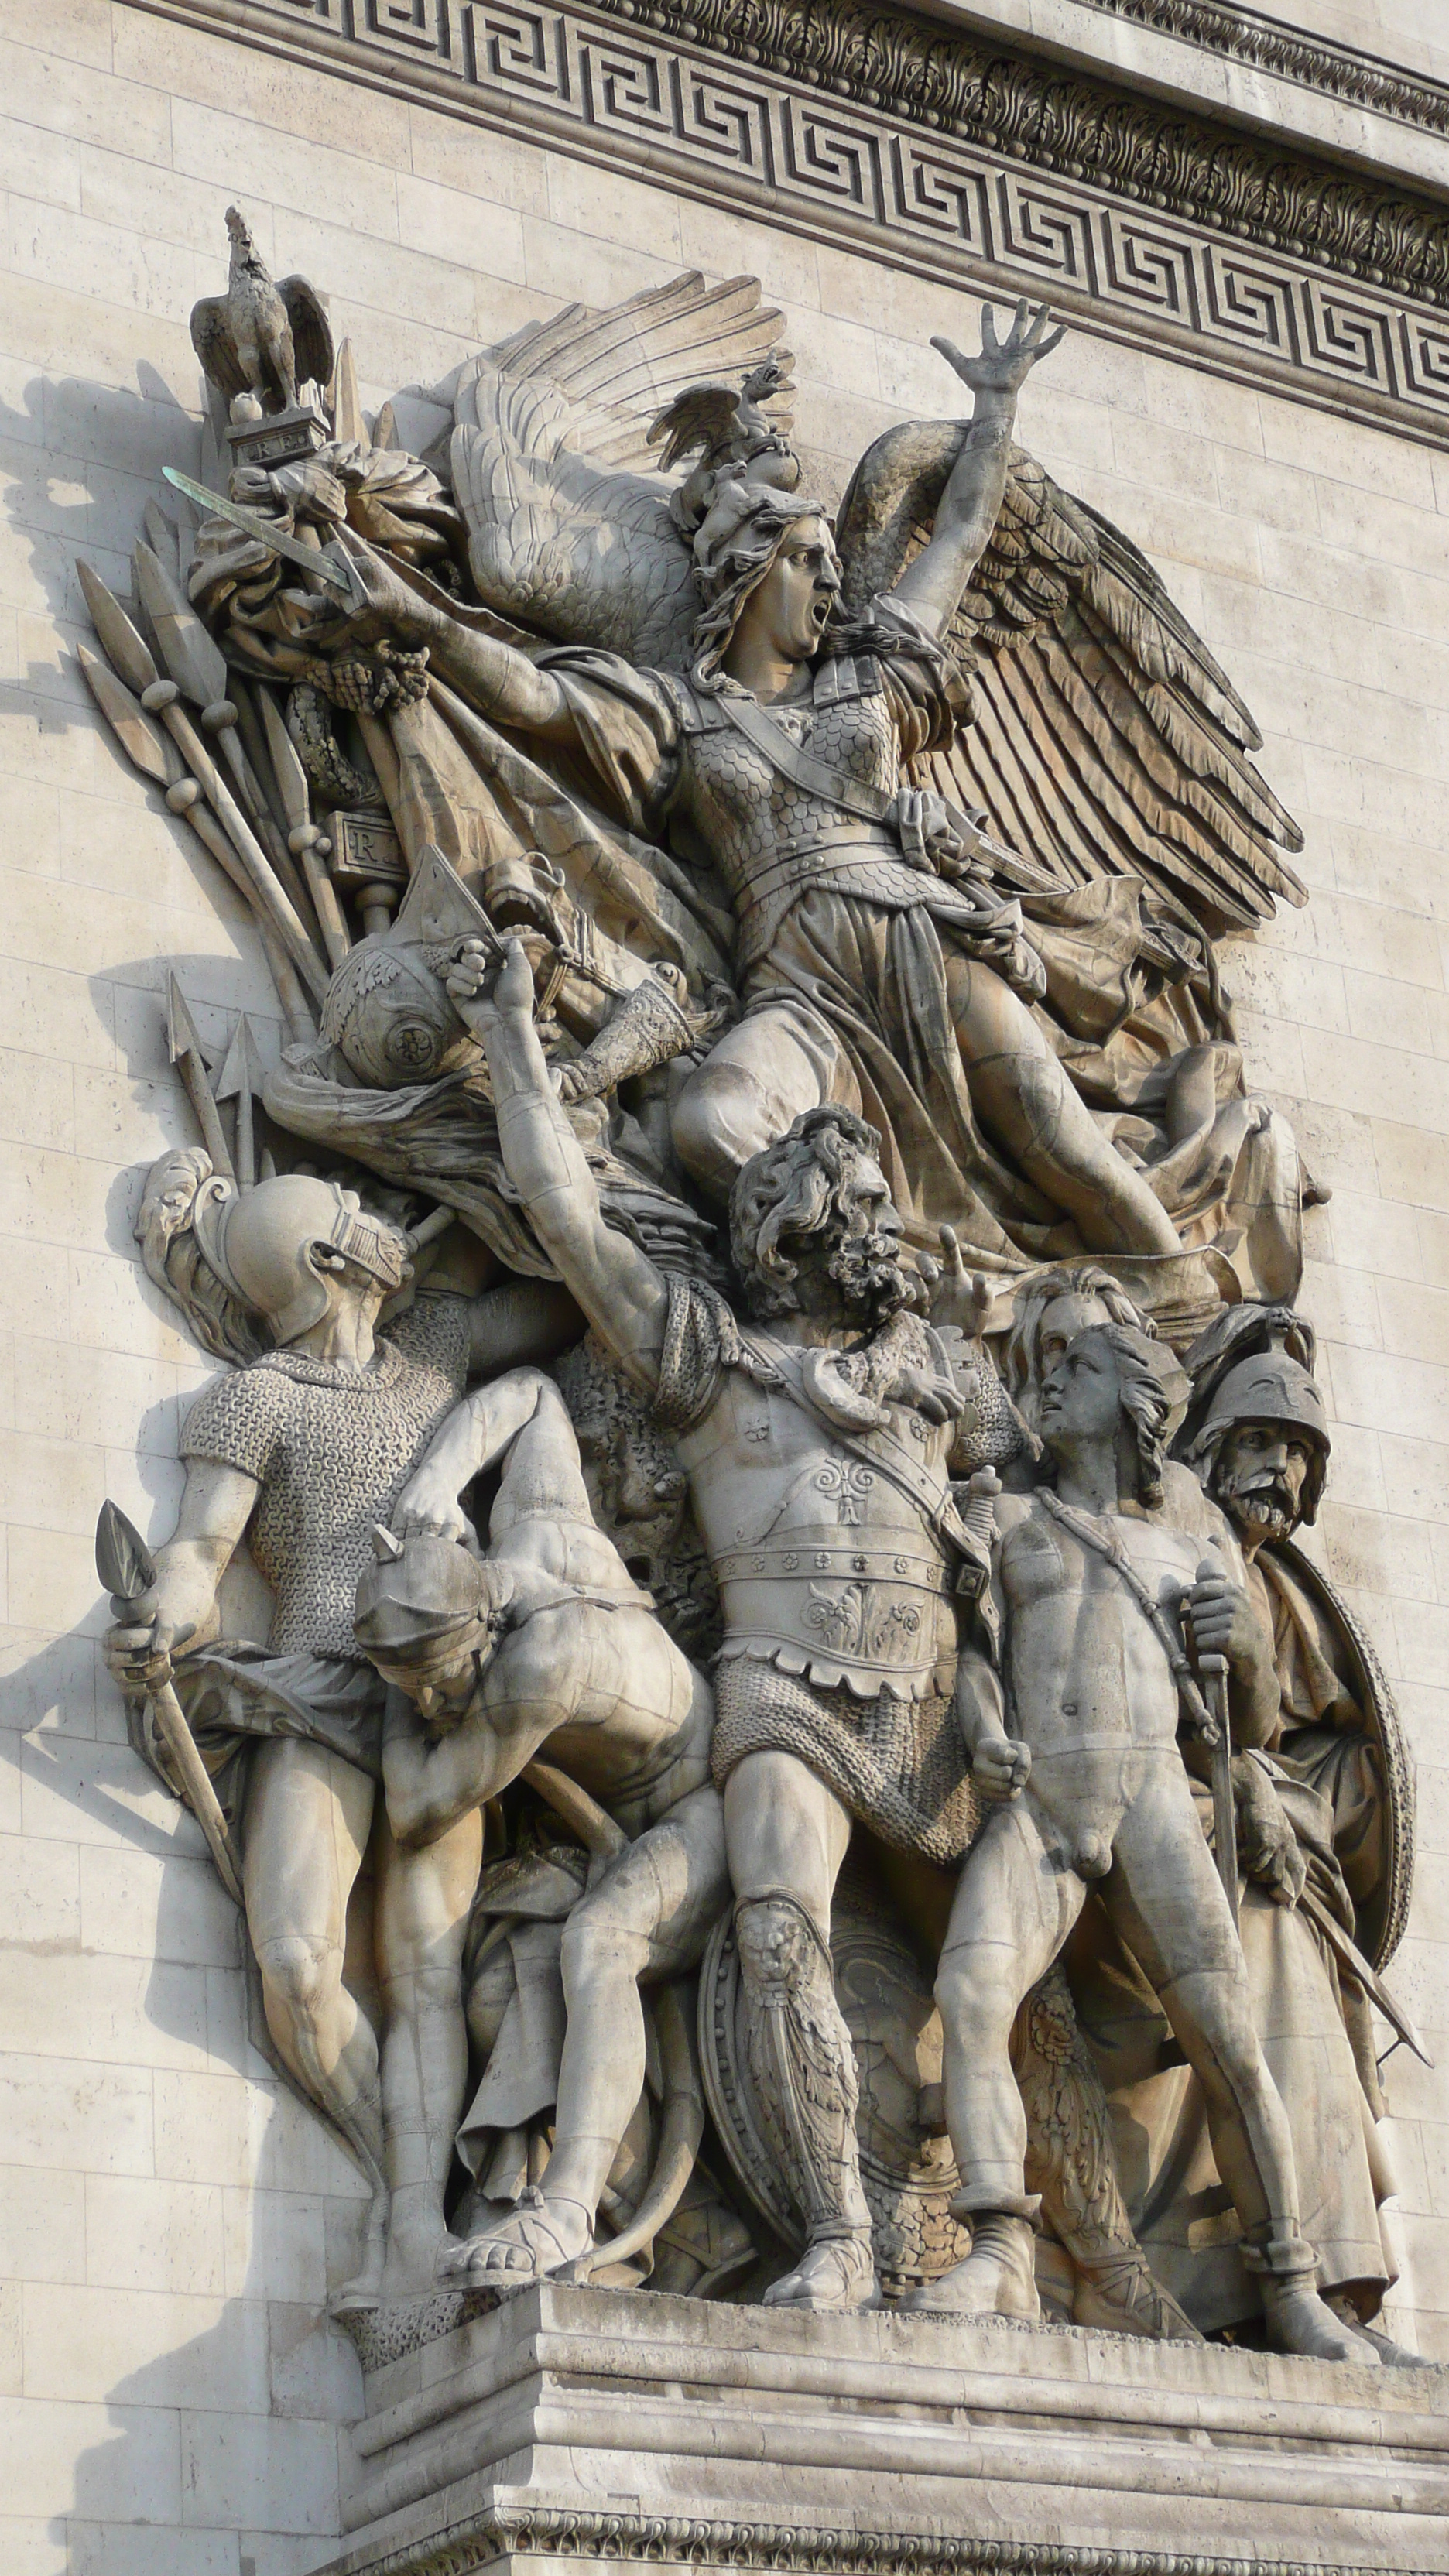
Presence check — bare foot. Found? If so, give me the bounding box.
[434,2186,593,2286]
[763,2232,876,2314]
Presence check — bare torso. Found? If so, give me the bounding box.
[995,1480,1229,1842]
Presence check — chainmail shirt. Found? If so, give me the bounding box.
[180,1293,471,1660]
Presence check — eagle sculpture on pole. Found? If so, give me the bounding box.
[189,205,334,415]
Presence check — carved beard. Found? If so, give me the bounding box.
[824,1225,919,1325]
[1216,1467,1300,1543]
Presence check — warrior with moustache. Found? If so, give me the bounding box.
[920,1317,1386,2364]
[450,933,995,2312]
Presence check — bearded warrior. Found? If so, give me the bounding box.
[453,933,1005,2311]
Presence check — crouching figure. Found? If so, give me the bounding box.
[354,1365,727,2290]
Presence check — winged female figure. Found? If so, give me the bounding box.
[222,274,1312,1307]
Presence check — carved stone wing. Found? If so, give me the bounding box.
[189,293,248,405]
[450,270,790,668]
[277,272,336,397]
[835,423,1306,936]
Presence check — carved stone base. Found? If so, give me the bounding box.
[320,2283,1447,2576]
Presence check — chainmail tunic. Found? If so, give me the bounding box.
[180,1293,471,1660]
[712,1656,981,1866]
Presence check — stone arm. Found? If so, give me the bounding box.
[382,1623,569,1848]
[892,301,1064,641]
[102,1460,259,1689]
[307,533,577,740]
[447,937,671,1395]
[404,1228,583,1382]
[396,1369,590,1543]
[954,1516,1032,1803]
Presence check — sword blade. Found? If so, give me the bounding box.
[161,464,358,601]
[1204,1658,1239,1929]
[1296,1886,1432,2067]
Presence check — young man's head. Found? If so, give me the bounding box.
[1039,1322,1170,1509]
[1187,1351,1329,1551]
[1002,1262,1153,1427]
[354,1528,514,1722]
[728,1106,918,1327]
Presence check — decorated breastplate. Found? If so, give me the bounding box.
[685,1361,957,1703]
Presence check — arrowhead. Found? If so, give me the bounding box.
[95,1498,156,1601]
[77,644,173,790]
[77,558,159,698]
[166,970,204,1067]
[214,1012,265,1101]
[135,540,229,709]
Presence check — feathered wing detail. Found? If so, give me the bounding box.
[277,275,334,399]
[449,271,790,667]
[834,426,1305,936]
[190,296,248,405]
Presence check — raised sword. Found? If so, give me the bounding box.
[161,463,365,605]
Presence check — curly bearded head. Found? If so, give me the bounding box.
[728,1107,920,1325]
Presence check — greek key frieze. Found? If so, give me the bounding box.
[139,0,1449,444]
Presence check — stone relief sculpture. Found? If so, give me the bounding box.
[85,211,1419,2365]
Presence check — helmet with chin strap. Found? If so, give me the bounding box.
[192,1171,412,1346]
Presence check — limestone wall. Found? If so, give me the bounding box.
[0,3,1446,2569]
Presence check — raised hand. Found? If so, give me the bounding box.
[927,1225,995,1337]
[931,300,1065,406]
[444,933,533,1040]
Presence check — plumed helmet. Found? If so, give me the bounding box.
[192,1172,411,1346]
[353,1526,513,1668]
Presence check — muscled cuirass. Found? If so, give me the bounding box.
[674,1354,958,1703]
[679,657,932,969]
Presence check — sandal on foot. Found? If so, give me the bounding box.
[436,2187,593,2287]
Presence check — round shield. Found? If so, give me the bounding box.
[699,1867,971,2297]
[1271,1536,1415,1969]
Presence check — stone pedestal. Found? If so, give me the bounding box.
[321,2285,1448,2576]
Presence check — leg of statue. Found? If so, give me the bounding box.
[723,1749,877,2312]
[671,1010,836,1200]
[941,952,1182,1257]
[1106,1766,1382,2365]
[242,1738,388,2300]
[371,1801,484,2302]
[906,1794,1084,2317]
[444,1783,730,2283]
